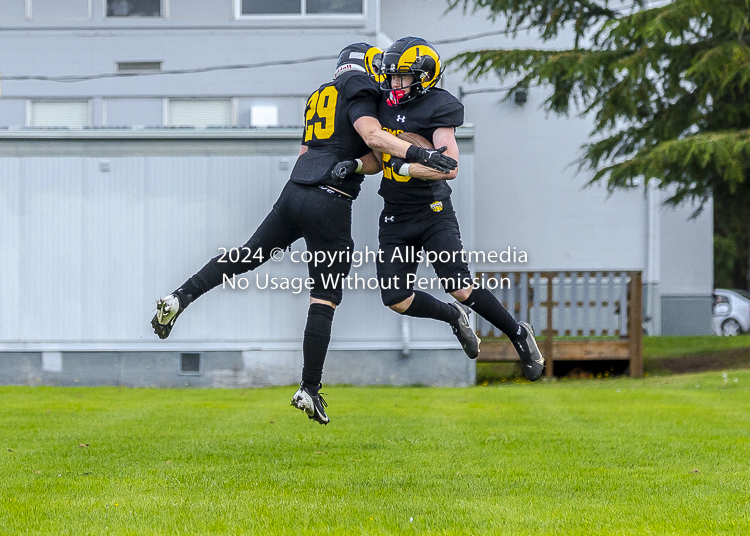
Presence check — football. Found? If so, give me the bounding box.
[397,131,434,149]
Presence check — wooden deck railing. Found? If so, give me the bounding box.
[474,271,643,377]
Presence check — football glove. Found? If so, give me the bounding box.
[388,156,410,177]
[331,160,358,184]
[405,145,456,174]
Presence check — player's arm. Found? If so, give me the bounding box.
[359,151,381,174]
[392,127,460,181]
[353,116,411,158]
[354,116,456,173]
[331,150,381,180]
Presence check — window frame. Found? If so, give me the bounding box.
[233,0,366,19]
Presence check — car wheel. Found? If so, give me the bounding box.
[721,318,742,336]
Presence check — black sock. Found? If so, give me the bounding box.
[177,259,226,303]
[301,303,335,389]
[177,250,253,304]
[171,288,194,310]
[463,287,524,340]
[402,290,460,324]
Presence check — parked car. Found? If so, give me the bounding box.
[712,289,750,336]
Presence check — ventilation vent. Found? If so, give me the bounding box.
[179,353,201,375]
[117,61,162,72]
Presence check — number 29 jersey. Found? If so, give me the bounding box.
[377,88,464,206]
[289,71,380,199]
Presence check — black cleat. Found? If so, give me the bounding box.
[291,383,330,425]
[450,302,480,359]
[513,321,545,381]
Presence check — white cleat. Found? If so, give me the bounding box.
[291,384,330,425]
[151,294,182,339]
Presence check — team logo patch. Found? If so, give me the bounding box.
[430,201,443,212]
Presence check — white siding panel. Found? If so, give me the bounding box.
[659,197,714,295]
[138,155,311,342]
[20,158,84,340]
[142,157,211,339]
[0,141,475,348]
[80,158,147,340]
[0,160,22,340]
[0,1,25,21]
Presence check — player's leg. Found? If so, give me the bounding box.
[453,285,544,381]
[290,187,354,424]
[376,207,478,358]
[152,181,302,339]
[415,205,483,359]
[428,207,544,380]
[290,297,335,425]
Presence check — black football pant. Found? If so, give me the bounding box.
[376,196,520,339]
[175,180,354,387]
[376,197,472,306]
[178,180,353,305]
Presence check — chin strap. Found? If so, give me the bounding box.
[387,89,407,107]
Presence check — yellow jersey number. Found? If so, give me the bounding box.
[304,86,338,142]
[381,153,411,182]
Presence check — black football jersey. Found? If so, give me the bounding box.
[290,72,379,198]
[377,88,464,206]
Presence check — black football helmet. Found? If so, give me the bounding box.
[381,36,443,106]
[335,42,384,82]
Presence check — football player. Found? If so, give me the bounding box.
[151,42,457,424]
[372,37,545,380]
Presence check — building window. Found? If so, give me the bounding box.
[168,99,233,127]
[29,101,90,128]
[239,0,363,16]
[107,0,161,17]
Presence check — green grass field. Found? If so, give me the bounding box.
[643,334,750,358]
[3,372,749,535]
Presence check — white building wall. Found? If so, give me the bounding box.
[0,132,475,350]
[0,0,715,340]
